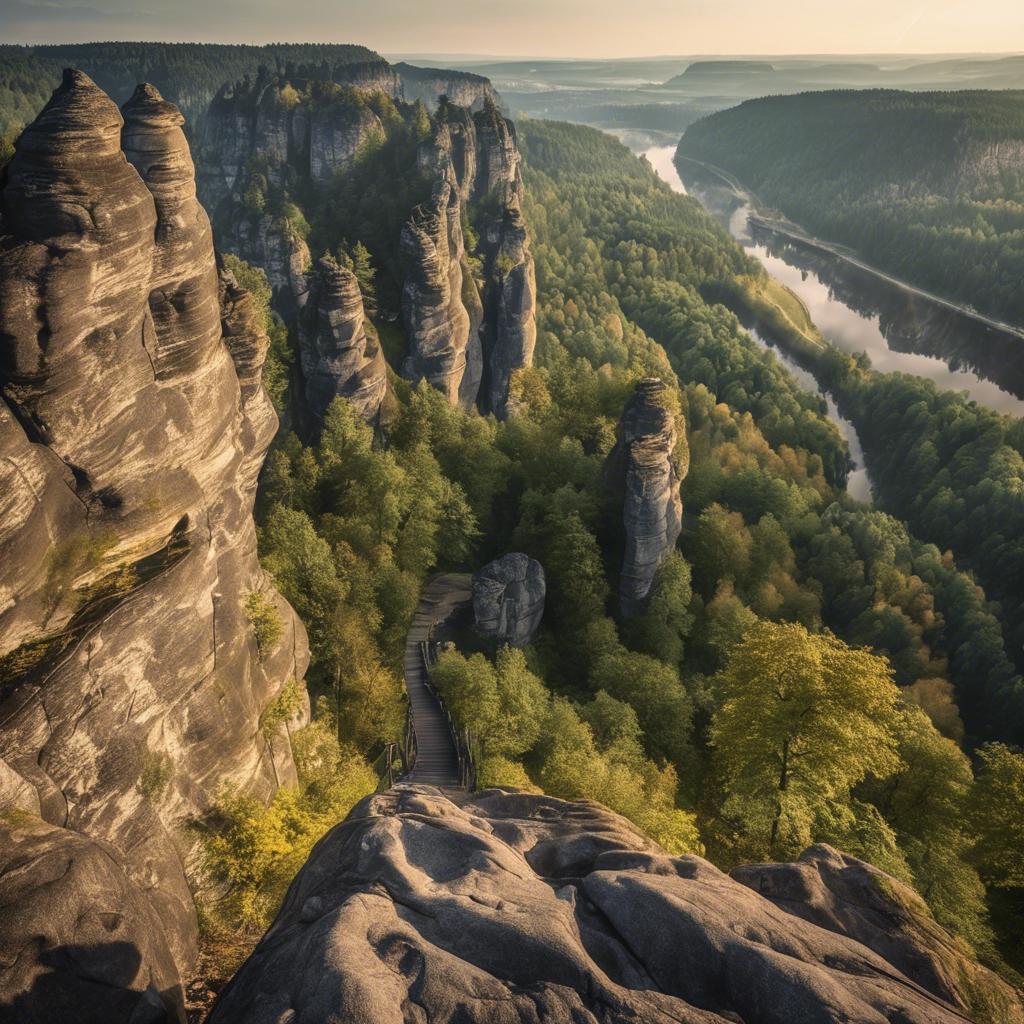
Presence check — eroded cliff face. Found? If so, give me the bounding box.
[607,378,687,616]
[0,71,308,1022]
[197,71,389,209]
[207,786,1018,1024]
[395,62,497,111]
[414,100,536,417]
[299,256,388,424]
[480,204,537,418]
[400,179,476,407]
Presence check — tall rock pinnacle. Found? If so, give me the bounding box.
[607,378,687,616]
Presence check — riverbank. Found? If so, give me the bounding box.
[675,152,1024,345]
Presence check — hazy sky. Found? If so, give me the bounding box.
[3,0,1023,57]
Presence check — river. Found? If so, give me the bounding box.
[639,143,1024,500]
[639,144,874,501]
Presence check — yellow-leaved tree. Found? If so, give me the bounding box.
[710,620,902,861]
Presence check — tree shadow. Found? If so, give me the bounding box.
[0,940,185,1024]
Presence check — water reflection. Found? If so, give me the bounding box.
[672,155,1024,418]
[746,327,873,503]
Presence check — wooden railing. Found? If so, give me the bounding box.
[411,638,477,791]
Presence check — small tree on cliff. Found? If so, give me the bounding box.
[710,621,902,860]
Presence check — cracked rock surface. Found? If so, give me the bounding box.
[208,786,1005,1024]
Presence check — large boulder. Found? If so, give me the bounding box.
[472,553,546,647]
[207,786,1011,1024]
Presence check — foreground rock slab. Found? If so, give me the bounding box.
[208,786,1003,1024]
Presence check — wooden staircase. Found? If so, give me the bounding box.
[401,574,473,789]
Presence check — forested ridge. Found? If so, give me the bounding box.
[677,89,1024,324]
[0,42,384,136]
[187,112,1024,996]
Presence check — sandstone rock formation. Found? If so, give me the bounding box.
[418,102,479,203]
[400,179,477,407]
[309,100,385,184]
[414,98,535,417]
[473,553,546,647]
[607,378,687,616]
[207,786,1008,1024]
[216,211,312,314]
[0,71,307,1021]
[480,205,537,418]
[473,99,524,203]
[196,71,385,214]
[299,256,388,424]
[395,61,497,111]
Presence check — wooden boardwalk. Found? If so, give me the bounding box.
[402,574,473,788]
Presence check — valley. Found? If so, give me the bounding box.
[0,35,1022,1024]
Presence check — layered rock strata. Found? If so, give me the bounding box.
[413,99,535,416]
[299,257,388,424]
[607,378,687,616]
[207,786,1013,1024]
[480,205,537,418]
[400,180,476,407]
[0,71,308,1022]
[472,553,546,647]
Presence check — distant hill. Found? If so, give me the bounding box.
[677,89,1024,324]
[674,60,775,78]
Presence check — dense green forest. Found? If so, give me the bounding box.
[677,90,1024,325]
[0,42,384,135]
[198,111,1024,995]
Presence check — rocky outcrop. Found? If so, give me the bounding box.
[196,71,385,210]
[333,60,403,98]
[417,103,478,203]
[218,211,311,313]
[733,844,1024,1023]
[0,818,185,1024]
[400,179,478,407]
[607,378,687,616]
[473,100,523,203]
[415,99,535,416]
[473,553,546,647]
[299,257,388,424]
[480,205,537,418]
[0,71,308,1021]
[309,100,385,184]
[395,62,497,111]
[207,786,1008,1024]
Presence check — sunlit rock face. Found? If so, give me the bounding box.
[0,71,308,1022]
[733,845,1024,1022]
[400,179,475,407]
[480,204,537,419]
[395,62,497,111]
[413,100,536,417]
[207,786,1008,1024]
[606,378,687,616]
[299,256,388,424]
[473,553,546,647]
